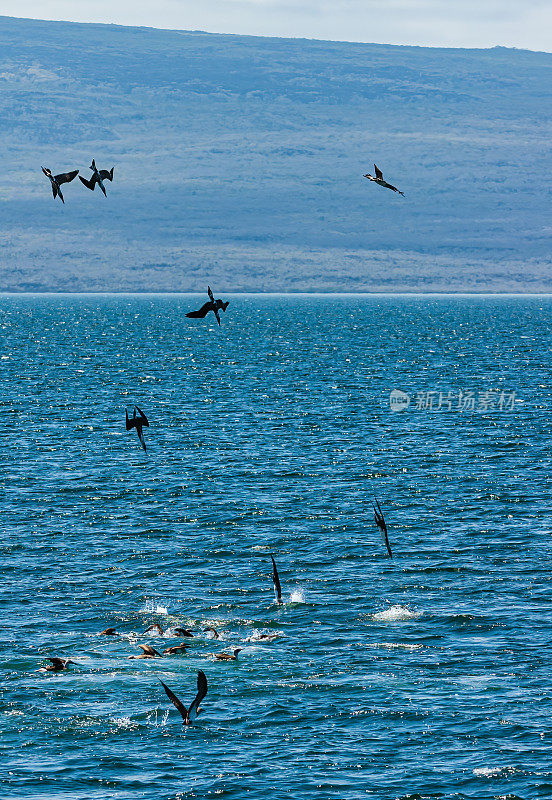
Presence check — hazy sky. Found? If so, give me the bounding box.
[2,0,552,51]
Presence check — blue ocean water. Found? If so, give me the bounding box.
[1,293,552,800]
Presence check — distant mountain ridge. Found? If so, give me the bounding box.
[0,15,550,291]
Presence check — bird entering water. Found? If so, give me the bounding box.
[186,286,229,326]
[363,164,405,196]
[100,627,118,636]
[40,657,75,672]
[373,498,393,558]
[245,632,279,643]
[79,159,114,196]
[203,626,221,640]
[173,627,194,638]
[271,554,282,604]
[160,670,208,725]
[126,406,149,452]
[41,167,79,204]
[144,623,164,635]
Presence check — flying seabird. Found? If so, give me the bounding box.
[160,670,208,725]
[215,648,241,661]
[186,287,229,326]
[373,498,393,558]
[163,644,189,655]
[79,159,114,196]
[173,627,194,638]
[363,164,405,196]
[129,643,163,659]
[271,555,282,604]
[41,167,79,204]
[40,657,75,672]
[126,405,149,453]
[100,627,118,636]
[203,626,221,640]
[144,623,164,636]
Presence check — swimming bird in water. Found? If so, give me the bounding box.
[41,167,79,203]
[126,405,149,452]
[79,159,114,196]
[173,627,194,638]
[215,648,241,661]
[204,626,221,640]
[163,644,189,655]
[271,554,282,604]
[186,287,229,326]
[144,623,164,636]
[363,164,405,196]
[160,670,208,725]
[129,643,163,659]
[40,657,75,672]
[373,498,393,558]
[100,628,118,636]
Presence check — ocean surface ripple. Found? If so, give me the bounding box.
[1,294,552,800]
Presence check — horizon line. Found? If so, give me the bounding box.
[2,14,551,56]
[2,291,552,298]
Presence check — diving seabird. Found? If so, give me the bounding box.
[144,623,164,636]
[126,405,149,453]
[215,648,242,661]
[163,644,189,655]
[40,657,75,672]
[186,287,229,326]
[271,555,282,604]
[79,159,114,196]
[363,164,405,196]
[160,670,208,725]
[203,626,221,640]
[245,632,279,643]
[100,627,118,636]
[173,627,194,638]
[41,167,79,204]
[129,643,163,659]
[373,498,393,558]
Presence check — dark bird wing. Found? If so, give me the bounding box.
[374,498,393,558]
[174,628,194,637]
[79,174,97,190]
[207,287,221,325]
[144,623,163,634]
[99,168,114,181]
[139,643,162,656]
[47,657,65,668]
[382,180,404,196]
[271,555,282,602]
[374,164,383,180]
[55,170,79,185]
[51,182,58,200]
[186,301,214,319]
[160,680,189,723]
[134,406,149,427]
[137,426,147,453]
[215,300,229,312]
[188,670,208,721]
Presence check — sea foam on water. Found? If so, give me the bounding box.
[372,605,421,622]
